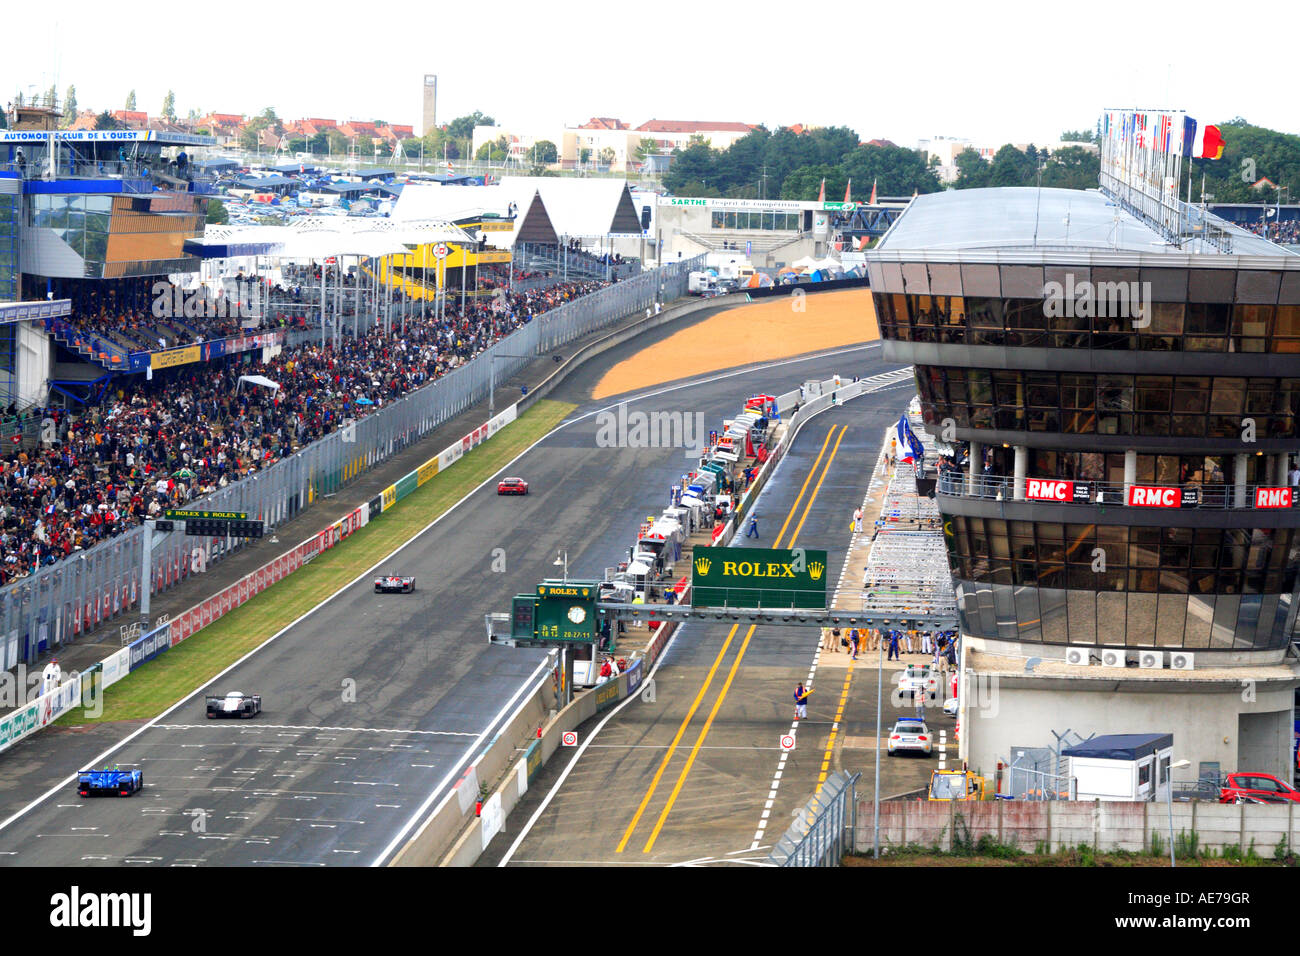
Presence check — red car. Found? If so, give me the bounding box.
[497,477,529,496]
[1218,772,1300,804]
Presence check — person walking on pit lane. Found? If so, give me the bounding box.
[793,682,812,720]
[887,629,901,662]
[853,506,863,533]
[746,512,759,538]
[848,627,860,661]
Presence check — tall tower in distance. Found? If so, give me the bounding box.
[422,74,437,135]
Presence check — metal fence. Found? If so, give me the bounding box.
[0,258,700,668]
[767,771,860,867]
[945,471,1297,512]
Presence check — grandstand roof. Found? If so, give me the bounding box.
[189,217,474,259]
[871,186,1299,263]
[391,184,557,246]
[497,177,644,236]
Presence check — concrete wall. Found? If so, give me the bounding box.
[854,799,1300,856]
[960,680,1295,783]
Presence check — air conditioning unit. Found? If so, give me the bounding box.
[1065,646,1091,666]
[1100,649,1125,668]
[1139,651,1164,670]
[1169,652,1195,671]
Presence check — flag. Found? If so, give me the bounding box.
[896,415,925,463]
[1181,116,1198,157]
[816,178,825,202]
[843,179,852,203]
[1193,123,1225,160]
[869,179,877,205]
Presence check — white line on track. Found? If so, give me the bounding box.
[498,371,885,867]
[0,341,891,862]
[153,723,476,737]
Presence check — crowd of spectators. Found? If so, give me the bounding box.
[0,273,611,585]
[1234,217,1300,244]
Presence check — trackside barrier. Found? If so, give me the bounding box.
[0,257,701,667]
[0,281,721,762]
[0,672,89,755]
[405,372,888,865]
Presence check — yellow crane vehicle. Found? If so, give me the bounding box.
[928,769,987,801]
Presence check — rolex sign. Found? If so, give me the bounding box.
[691,546,828,609]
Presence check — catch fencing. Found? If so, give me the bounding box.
[0,259,699,668]
[768,771,860,866]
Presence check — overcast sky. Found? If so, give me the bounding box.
[8,0,1294,148]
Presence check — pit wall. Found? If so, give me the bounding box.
[414,368,882,866]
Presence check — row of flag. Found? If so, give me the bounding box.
[1103,110,1224,160]
[816,178,878,204]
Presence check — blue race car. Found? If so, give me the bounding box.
[78,767,144,797]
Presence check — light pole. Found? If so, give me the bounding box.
[553,550,568,584]
[873,630,883,858]
[1166,757,1191,866]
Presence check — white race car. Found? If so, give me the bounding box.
[206,691,262,719]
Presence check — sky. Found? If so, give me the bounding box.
[7,0,1297,148]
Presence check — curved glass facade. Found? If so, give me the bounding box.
[871,258,1300,653]
[915,366,1300,440]
[946,517,1298,649]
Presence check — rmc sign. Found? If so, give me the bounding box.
[691,546,828,609]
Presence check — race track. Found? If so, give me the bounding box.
[0,302,899,866]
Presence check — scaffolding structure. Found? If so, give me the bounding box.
[860,401,957,623]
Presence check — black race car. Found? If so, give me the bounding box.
[374,574,416,593]
[206,691,262,719]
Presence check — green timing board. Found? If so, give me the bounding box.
[691,546,828,609]
[510,580,599,643]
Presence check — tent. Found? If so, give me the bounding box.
[237,375,280,392]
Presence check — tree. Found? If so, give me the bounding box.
[43,85,57,109]
[840,143,942,196]
[206,199,229,225]
[325,129,348,156]
[988,144,1033,187]
[162,90,176,123]
[94,110,120,131]
[421,126,459,162]
[634,137,658,163]
[781,164,844,200]
[533,140,558,164]
[1060,129,1097,143]
[240,115,271,152]
[356,134,374,158]
[308,132,330,155]
[1041,145,1100,190]
[475,135,508,162]
[125,90,136,111]
[952,148,991,189]
[579,147,592,165]
[260,106,279,123]
[62,85,77,128]
[663,140,720,194]
[285,137,306,154]
[598,146,616,167]
[446,111,494,141]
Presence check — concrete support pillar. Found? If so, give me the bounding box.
[1013,445,1028,501]
[1234,453,1249,509]
[1123,449,1137,502]
[967,441,982,497]
[1272,453,1288,488]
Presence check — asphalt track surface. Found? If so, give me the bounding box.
[489,388,914,867]
[0,302,903,867]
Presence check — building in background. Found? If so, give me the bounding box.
[867,112,1300,784]
[422,74,437,136]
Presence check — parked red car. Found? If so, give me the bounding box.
[1218,772,1300,804]
[497,477,529,496]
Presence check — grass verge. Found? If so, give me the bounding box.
[57,399,576,725]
